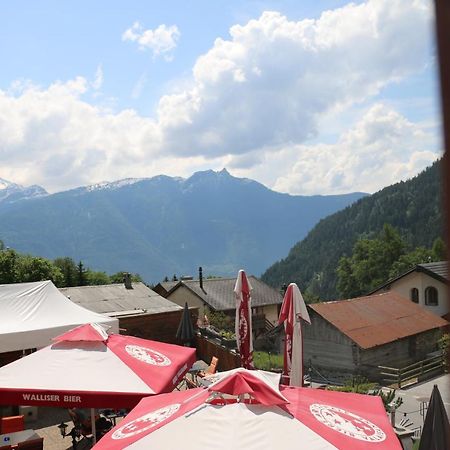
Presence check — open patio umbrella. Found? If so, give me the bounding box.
[418,384,450,450]
[0,323,196,441]
[278,283,311,386]
[176,302,195,345]
[92,368,401,450]
[234,270,254,369]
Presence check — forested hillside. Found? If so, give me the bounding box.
[261,160,443,299]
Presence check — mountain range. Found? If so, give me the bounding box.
[0,169,365,283]
[261,160,443,299]
[0,178,47,204]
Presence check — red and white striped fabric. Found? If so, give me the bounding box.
[234,270,254,369]
[278,283,310,386]
[93,368,401,450]
[0,324,196,409]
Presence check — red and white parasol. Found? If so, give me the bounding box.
[278,283,311,386]
[93,368,401,450]
[0,323,196,409]
[234,270,254,369]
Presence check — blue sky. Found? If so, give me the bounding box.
[0,0,442,194]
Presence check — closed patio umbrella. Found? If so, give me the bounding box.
[234,270,254,369]
[418,384,450,450]
[278,283,310,386]
[176,302,195,345]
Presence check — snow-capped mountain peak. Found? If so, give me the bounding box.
[0,178,47,204]
[84,178,148,192]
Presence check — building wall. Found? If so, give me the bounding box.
[167,286,207,319]
[303,310,444,383]
[262,304,280,325]
[168,286,280,326]
[303,311,356,382]
[378,272,449,317]
[358,329,442,380]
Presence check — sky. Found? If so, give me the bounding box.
[0,0,442,195]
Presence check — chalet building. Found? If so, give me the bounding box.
[60,276,194,344]
[153,280,179,297]
[154,268,283,334]
[303,292,448,383]
[370,261,449,318]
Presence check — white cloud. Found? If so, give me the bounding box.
[122,22,180,60]
[0,78,162,191]
[0,0,439,194]
[263,104,440,195]
[156,0,432,158]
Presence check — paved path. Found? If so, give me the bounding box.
[395,373,450,432]
[32,407,90,450]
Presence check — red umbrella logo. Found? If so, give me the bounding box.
[310,404,386,442]
[112,403,181,439]
[125,345,172,366]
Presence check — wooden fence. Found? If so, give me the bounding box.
[378,352,445,388]
[195,333,241,372]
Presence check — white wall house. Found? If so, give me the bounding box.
[371,261,449,318]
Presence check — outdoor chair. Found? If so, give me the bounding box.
[0,415,24,434]
[183,375,199,389]
[16,437,44,450]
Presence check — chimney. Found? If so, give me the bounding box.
[199,266,203,290]
[124,272,133,289]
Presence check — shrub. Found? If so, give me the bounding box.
[253,351,283,371]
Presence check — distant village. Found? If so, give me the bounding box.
[0,257,448,449]
[2,261,448,383]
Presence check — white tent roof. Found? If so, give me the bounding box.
[0,280,119,353]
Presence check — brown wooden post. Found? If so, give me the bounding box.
[434,1,450,369]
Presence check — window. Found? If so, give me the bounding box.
[410,288,419,303]
[425,286,438,306]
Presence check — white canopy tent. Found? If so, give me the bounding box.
[0,280,118,353]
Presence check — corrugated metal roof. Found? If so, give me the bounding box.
[168,276,282,311]
[310,292,448,349]
[60,282,182,315]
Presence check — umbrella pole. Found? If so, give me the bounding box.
[91,408,97,444]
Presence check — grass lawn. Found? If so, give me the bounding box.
[253,351,283,371]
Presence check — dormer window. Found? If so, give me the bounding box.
[425,286,438,306]
[410,288,419,303]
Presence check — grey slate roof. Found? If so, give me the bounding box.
[417,261,448,281]
[369,261,448,294]
[157,281,179,294]
[168,276,283,311]
[60,282,182,317]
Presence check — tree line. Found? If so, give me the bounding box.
[262,159,443,299]
[0,241,142,287]
[336,224,446,299]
